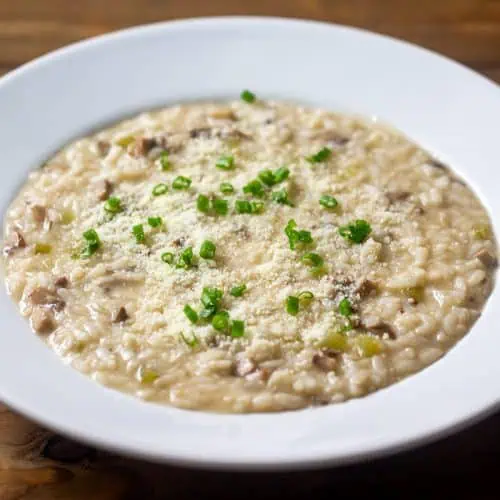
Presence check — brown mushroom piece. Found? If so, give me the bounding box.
[30,204,47,224]
[189,127,214,139]
[473,249,498,269]
[356,279,378,298]
[54,276,69,289]
[96,140,111,157]
[31,307,56,334]
[3,229,26,256]
[29,287,65,312]
[133,137,157,156]
[361,317,397,339]
[312,352,337,372]
[112,307,129,323]
[386,191,411,204]
[97,179,113,202]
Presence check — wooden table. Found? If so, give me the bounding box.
[1,2,499,499]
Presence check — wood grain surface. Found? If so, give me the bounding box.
[1,1,500,499]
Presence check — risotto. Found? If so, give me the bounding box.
[2,95,497,412]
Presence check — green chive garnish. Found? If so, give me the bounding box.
[197,194,210,213]
[220,182,235,195]
[272,189,294,206]
[240,90,256,103]
[212,311,230,331]
[286,296,299,316]
[172,176,192,190]
[180,331,199,347]
[243,179,265,198]
[231,319,245,338]
[132,224,145,244]
[298,291,314,305]
[81,229,100,258]
[183,305,198,324]
[161,252,174,264]
[273,166,290,183]
[148,216,162,228]
[104,196,123,214]
[159,151,170,170]
[306,147,332,163]
[212,198,229,216]
[152,183,168,196]
[338,298,353,317]
[338,220,371,244]
[235,200,252,214]
[230,284,247,297]
[301,253,324,267]
[199,240,216,259]
[284,219,313,250]
[177,246,194,268]
[319,195,338,209]
[258,167,290,186]
[250,201,265,214]
[216,155,235,170]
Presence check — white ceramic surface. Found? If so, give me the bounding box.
[0,17,499,470]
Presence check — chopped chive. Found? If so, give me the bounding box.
[272,188,294,206]
[284,219,313,250]
[216,155,235,170]
[230,284,247,297]
[298,291,314,305]
[152,183,168,196]
[159,151,170,170]
[273,166,290,183]
[199,240,216,259]
[138,367,159,384]
[34,243,52,254]
[81,229,100,258]
[132,224,145,244]
[177,246,194,268]
[301,253,324,267]
[201,287,223,308]
[104,196,123,214]
[235,200,252,214]
[286,296,300,316]
[220,182,235,195]
[180,331,199,348]
[240,90,256,103]
[306,147,332,163]
[197,194,210,213]
[338,220,371,244]
[183,305,199,324]
[319,195,338,210]
[250,201,265,214]
[148,216,163,228]
[212,198,229,216]
[258,169,275,187]
[161,252,174,264]
[231,319,245,338]
[338,298,353,317]
[212,311,230,331]
[243,179,265,198]
[172,176,192,190]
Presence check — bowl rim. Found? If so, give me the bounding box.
[1,16,499,470]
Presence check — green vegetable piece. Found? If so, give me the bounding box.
[148,216,162,228]
[306,147,332,163]
[309,266,327,278]
[35,243,52,254]
[258,169,276,187]
[338,298,353,317]
[177,246,194,268]
[272,189,294,206]
[201,287,223,309]
[212,198,229,216]
[81,229,101,258]
[320,330,348,352]
[152,183,168,196]
[104,196,123,214]
[159,151,170,170]
[60,210,75,225]
[240,90,256,103]
[231,319,245,338]
[132,224,145,244]
[161,252,174,264]
[286,295,300,316]
[230,284,247,297]
[338,220,371,244]
[250,201,265,214]
[180,331,199,348]
[284,219,313,250]
[212,311,230,331]
[235,200,252,214]
[356,334,383,357]
[216,155,235,170]
[298,291,314,306]
[220,182,235,195]
[199,240,216,259]
[183,305,199,324]
[319,195,338,210]
[138,366,159,384]
[243,179,265,198]
[197,194,210,213]
[273,166,290,183]
[301,253,324,267]
[172,176,192,190]
[116,135,135,148]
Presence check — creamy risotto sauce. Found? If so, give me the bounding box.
[2,97,497,412]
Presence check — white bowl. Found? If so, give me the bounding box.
[0,17,499,470]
